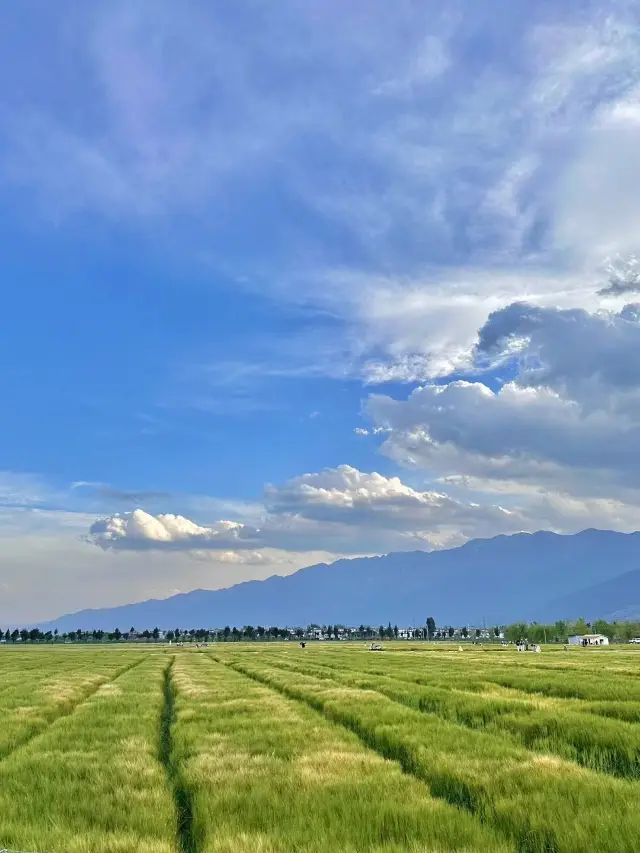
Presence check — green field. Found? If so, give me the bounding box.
[1,644,639,852]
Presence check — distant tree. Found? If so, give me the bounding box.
[448,626,455,638]
[76,629,82,642]
[11,629,19,643]
[618,621,636,642]
[257,626,265,639]
[295,628,304,639]
[29,628,40,642]
[493,626,500,638]
[593,619,614,639]
[475,629,481,639]
[378,625,385,639]
[20,629,29,643]
[44,631,53,643]
[393,625,399,639]
[5,629,11,641]
[54,628,58,641]
[113,628,122,641]
[166,630,175,642]
[130,626,136,635]
[426,617,436,639]
[505,622,527,643]
[571,617,588,636]
[553,621,567,642]
[244,626,255,640]
[153,627,160,641]
[174,629,181,640]
[461,627,468,639]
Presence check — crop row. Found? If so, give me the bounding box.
[221,654,640,853]
[0,653,176,853]
[245,650,640,779]
[169,652,507,852]
[297,646,640,702]
[0,650,145,762]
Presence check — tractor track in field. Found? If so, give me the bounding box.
[159,657,197,853]
[0,656,149,766]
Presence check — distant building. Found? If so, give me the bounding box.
[568,633,609,646]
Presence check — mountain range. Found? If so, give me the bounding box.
[34,528,640,632]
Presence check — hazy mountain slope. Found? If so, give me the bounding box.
[36,528,640,631]
[543,567,640,622]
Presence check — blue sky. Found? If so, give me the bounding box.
[2,0,640,624]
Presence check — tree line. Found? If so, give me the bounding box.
[504,618,640,644]
[2,616,639,645]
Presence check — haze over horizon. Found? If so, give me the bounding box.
[2,0,640,625]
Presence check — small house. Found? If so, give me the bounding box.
[568,633,609,646]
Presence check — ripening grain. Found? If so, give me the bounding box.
[0,654,175,853]
[172,652,508,853]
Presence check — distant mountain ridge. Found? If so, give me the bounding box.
[36,528,640,632]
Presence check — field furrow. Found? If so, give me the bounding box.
[224,655,640,853]
[0,651,146,762]
[170,652,509,853]
[0,654,175,853]
[249,652,640,779]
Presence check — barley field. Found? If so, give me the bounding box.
[1,643,639,853]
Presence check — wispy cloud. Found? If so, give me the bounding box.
[3,1,640,387]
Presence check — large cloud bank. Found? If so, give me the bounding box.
[366,300,640,516]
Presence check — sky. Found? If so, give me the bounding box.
[2,0,640,625]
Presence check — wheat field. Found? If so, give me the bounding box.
[1,642,639,852]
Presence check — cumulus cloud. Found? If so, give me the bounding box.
[86,465,533,557]
[366,299,640,509]
[88,509,263,551]
[598,255,640,296]
[265,464,517,535]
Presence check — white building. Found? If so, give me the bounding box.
[568,633,609,646]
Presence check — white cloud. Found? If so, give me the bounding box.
[366,300,640,517]
[0,506,342,625]
[265,464,517,536]
[86,465,530,557]
[88,508,262,551]
[3,1,640,389]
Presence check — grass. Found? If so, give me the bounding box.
[0,649,144,761]
[1,642,639,852]
[170,651,507,852]
[247,650,640,778]
[0,653,175,853]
